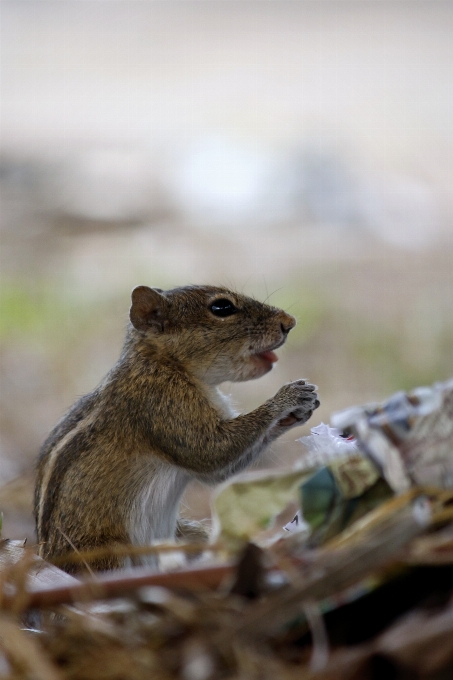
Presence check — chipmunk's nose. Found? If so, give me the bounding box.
[280,314,296,335]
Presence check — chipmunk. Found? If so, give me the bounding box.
[35,285,319,571]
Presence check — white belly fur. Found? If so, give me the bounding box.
[128,457,189,552]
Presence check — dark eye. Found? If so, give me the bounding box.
[209,298,238,317]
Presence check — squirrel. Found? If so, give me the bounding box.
[35,285,320,572]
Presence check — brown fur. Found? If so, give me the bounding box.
[35,285,319,572]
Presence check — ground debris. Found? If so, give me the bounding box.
[1,379,453,679]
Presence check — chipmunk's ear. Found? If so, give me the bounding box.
[130,286,167,333]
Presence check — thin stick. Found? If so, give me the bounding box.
[57,527,97,578]
[1,561,236,611]
[50,541,223,567]
[304,600,330,673]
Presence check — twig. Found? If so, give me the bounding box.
[304,600,329,672]
[50,540,223,568]
[57,527,97,578]
[0,561,236,611]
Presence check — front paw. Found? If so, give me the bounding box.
[278,383,320,427]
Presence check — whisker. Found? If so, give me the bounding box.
[262,286,284,305]
[262,275,269,303]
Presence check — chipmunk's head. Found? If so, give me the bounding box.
[129,285,296,384]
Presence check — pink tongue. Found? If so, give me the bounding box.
[259,350,278,363]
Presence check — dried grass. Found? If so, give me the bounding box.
[1,489,453,680]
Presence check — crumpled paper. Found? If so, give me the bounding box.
[212,424,386,549]
[211,467,315,547]
[212,378,453,549]
[331,378,453,493]
[297,422,358,468]
[283,425,389,546]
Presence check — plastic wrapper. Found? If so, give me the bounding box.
[214,379,453,550]
[213,427,386,548]
[212,467,316,547]
[331,378,453,492]
[297,423,359,469]
[284,423,391,545]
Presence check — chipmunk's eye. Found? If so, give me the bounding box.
[209,299,237,317]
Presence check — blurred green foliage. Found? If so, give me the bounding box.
[353,319,453,394]
[0,284,60,340]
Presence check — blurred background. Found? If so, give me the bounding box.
[1,0,452,541]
